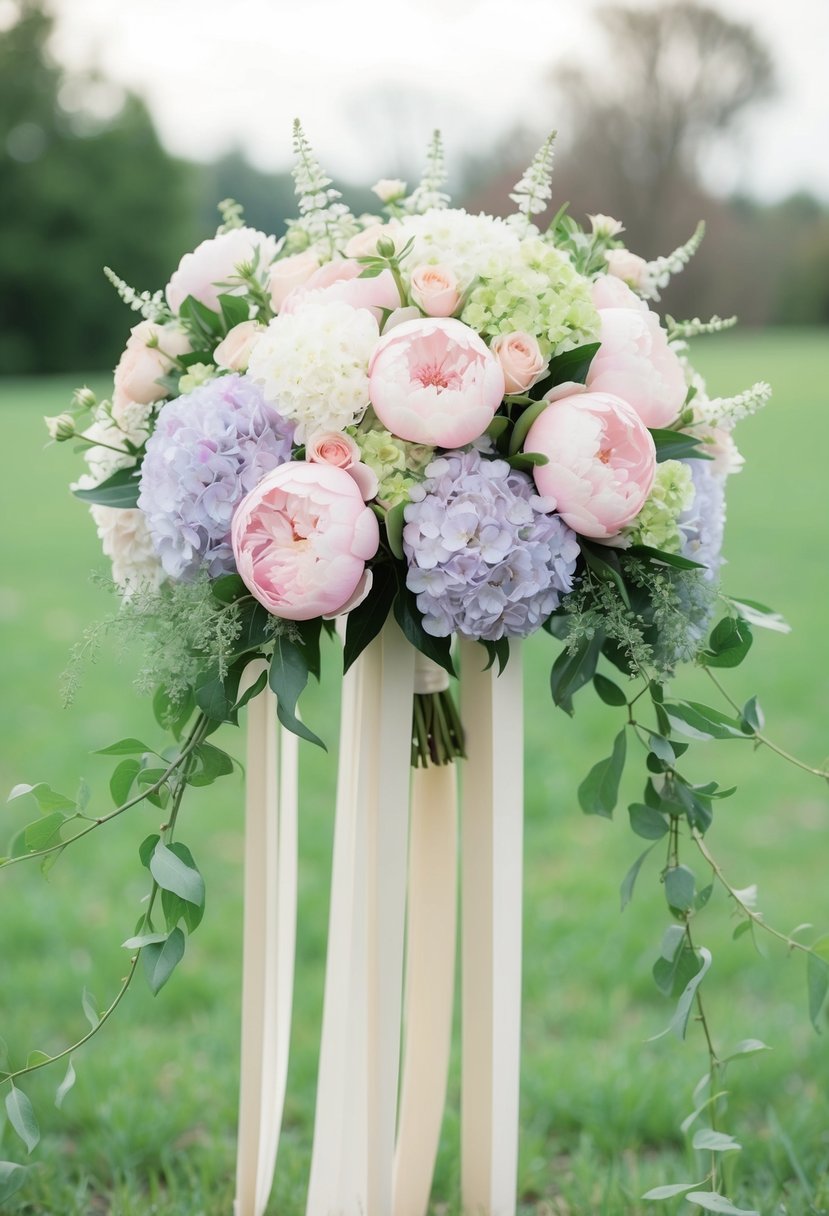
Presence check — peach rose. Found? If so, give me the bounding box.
[490,332,547,394]
[305,430,379,500]
[410,264,460,318]
[605,248,649,290]
[268,250,320,311]
[113,320,191,409]
[213,320,262,372]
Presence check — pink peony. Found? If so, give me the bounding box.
[524,389,656,538]
[591,274,647,313]
[604,247,648,290]
[280,258,400,321]
[305,430,379,500]
[410,264,460,317]
[113,320,190,409]
[490,331,547,394]
[166,227,278,314]
[231,462,380,620]
[368,317,505,447]
[586,307,687,429]
[268,250,320,311]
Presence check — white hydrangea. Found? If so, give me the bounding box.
[90,504,164,595]
[73,402,151,488]
[247,301,379,440]
[396,209,522,290]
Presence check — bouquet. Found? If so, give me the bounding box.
[6,123,825,1212]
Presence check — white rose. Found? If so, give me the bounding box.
[371,179,407,203]
[213,320,263,372]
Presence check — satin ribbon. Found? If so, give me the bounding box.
[459,638,524,1216]
[234,660,298,1216]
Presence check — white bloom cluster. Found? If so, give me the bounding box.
[404,130,450,214]
[642,221,705,299]
[288,120,358,253]
[90,505,164,595]
[667,314,737,342]
[509,133,556,220]
[103,266,167,322]
[696,381,772,429]
[397,209,521,290]
[248,301,378,441]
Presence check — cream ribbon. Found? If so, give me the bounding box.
[459,638,524,1216]
[234,660,299,1216]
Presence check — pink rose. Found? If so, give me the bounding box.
[368,317,505,447]
[213,320,262,372]
[410,264,460,318]
[231,462,380,620]
[113,320,190,409]
[268,250,320,311]
[166,227,278,314]
[591,274,647,312]
[525,389,656,538]
[490,331,547,394]
[586,307,687,429]
[305,430,379,500]
[604,248,649,290]
[281,258,400,321]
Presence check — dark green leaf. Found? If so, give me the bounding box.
[740,695,764,733]
[179,293,222,343]
[649,948,712,1042]
[188,741,234,787]
[664,701,749,742]
[161,887,204,934]
[593,673,627,707]
[620,844,656,910]
[211,573,247,603]
[0,1161,29,1204]
[550,631,603,715]
[142,928,186,995]
[139,833,160,868]
[481,638,510,674]
[195,660,243,723]
[628,544,705,571]
[649,428,712,463]
[537,341,600,391]
[153,686,195,738]
[384,501,407,560]
[628,803,669,840]
[217,292,250,331]
[699,617,753,669]
[109,758,140,805]
[582,543,631,606]
[343,563,396,672]
[503,451,549,472]
[5,1087,39,1154]
[393,581,455,676]
[508,398,551,455]
[228,599,275,657]
[149,841,205,907]
[578,729,626,817]
[269,635,326,749]
[648,734,675,764]
[665,865,696,912]
[234,668,268,714]
[72,465,141,508]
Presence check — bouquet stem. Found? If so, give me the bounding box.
[411,689,465,767]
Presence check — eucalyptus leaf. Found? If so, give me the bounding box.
[642,1182,702,1200]
[699,617,753,669]
[5,1087,39,1154]
[628,803,669,840]
[81,987,100,1030]
[54,1058,77,1110]
[142,928,186,996]
[723,595,790,634]
[649,947,712,1041]
[578,730,626,818]
[72,465,141,508]
[665,864,696,912]
[0,1161,29,1204]
[620,844,656,910]
[692,1129,741,1152]
[721,1039,770,1063]
[593,673,627,707]
[95,738,154,757]
[121,931,170,949]
[149,841,205,907]
[664,701,748,742]
[109,758,140,806]
[685,1193,758,1215]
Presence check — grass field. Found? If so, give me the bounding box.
[1,329,828,1214]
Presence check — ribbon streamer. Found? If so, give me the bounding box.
[459,638,524,1216]
[234,660,299,1216]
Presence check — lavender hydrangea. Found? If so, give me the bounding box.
[138,374,294,580]
[403,449,580,641]
[678,458,727,582]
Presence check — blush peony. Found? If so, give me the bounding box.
[586,307,687,429]
[524,389,656,538]
[231,462,380,620]
[166,227,278,314]
[280,258,400,320]
[368,317,505,447]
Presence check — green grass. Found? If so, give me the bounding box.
[1,329,828,1214]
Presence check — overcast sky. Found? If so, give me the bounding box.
[30,0,829,201]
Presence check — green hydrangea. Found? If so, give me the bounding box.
[461,235,599,356]
[178,362,216,395]
[355,426,434,507]
[625,460,695,552]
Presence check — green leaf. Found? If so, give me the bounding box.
[508,398,551,455]
[643,1181,702,1200]
[269,634,326,749]
[211,573,247,603]
[648,734,676,765]
[695,883,713,911]
[23,812,65,852]
[195,661,242,723]
[685,1193,758,1215]
[384,501,407,560]
[628,803,669,840]
[178,293,222,343]
[807,952,829,1030]
[628,543,705,571]
[217,292,250,331]
[593,673,627,707]
[122,931,169,949]
[665,865,696,912]
[721,1039,770,1063]
[142,928,186,995]
[392,581,455,676]
[139,833,160,868]
[650,429,712,463]
[664,701,749,742]
[81,987,100,1030]
[670,948,712,1040]
[26,1050,50,1068]
[481,638,510,675]
[582,543,631,606]
[620,844,656,910]
[503,450,548,472]
[227,599,274,657]
[72,465,141,508]
[188,742,234,787]
[699,617,753,669]
[149,841,205,907]
[723,595,790,634]
[5,1087,39,1154]
[0,1161,29,1205]
[692,1129,741,1152]
[740,695,764,733]
[541,340,600,389]
[161,887,204,934]
[550,631,603,715]
[7,782,75,813]
[54,1058,77,1110]
[234,668,268,714]
[109,758,140,806]
[343,563,396,672]
[578,730,626,817]
[95,738,154,757]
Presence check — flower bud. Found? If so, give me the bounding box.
[71,385,97,410]
[45,412,76,441]
[376,236,397,259]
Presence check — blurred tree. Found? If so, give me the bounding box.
[0,1,197,374]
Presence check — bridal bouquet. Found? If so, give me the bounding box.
[9,124,823,1214]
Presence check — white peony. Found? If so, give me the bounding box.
[90,505,164,595]
[165,227,279,314]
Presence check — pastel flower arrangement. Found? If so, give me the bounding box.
[45,122,776,766]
